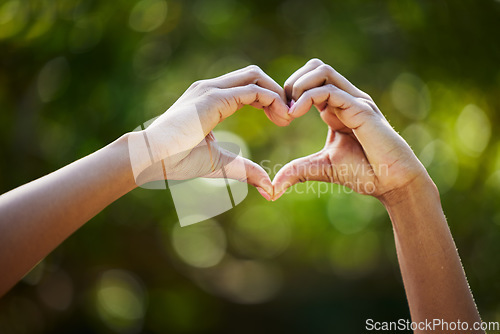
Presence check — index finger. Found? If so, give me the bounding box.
[291,64,371,102]
[209,65,287,104]
[284,58,325,101]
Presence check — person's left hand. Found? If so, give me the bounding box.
[271,59,428,202]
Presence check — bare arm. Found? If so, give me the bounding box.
[0,135,135,296]
[0,65,290,297]
[273,58,483,333]
[381,177,482,332]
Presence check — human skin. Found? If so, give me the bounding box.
[0,60,484,334]
[0,65,290,296]
[273,58,483,333]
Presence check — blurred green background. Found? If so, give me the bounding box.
[1,0,499,333]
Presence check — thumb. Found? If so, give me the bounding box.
[272,152,328,201]
[239,156,273,201]
[207,147,273,201]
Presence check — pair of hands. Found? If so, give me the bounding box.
[132,59,428,204]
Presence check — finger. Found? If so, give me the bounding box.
[272,152,329,200]
[161,84,291,159]
[290,85,387,147]
[260,104,291,127]
[208,65,287,103]
[284,58,324,101]
[206,147,273,200]
[290,63,371,102]
[215,84,291,126]
[239,157,273,200]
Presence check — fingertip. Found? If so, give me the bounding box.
[287,99,296,115]
[273,118,292,127]
[271,179,290,199]
[241,157,272,189]
[261,181,273,198]
[288,97,306,117]
[256,187,272,201]
[267,102,293,126]
[253,170,273,197]
[272,163,300,198]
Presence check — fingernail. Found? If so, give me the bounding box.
[256,187,272,201]
[287,99,296,114]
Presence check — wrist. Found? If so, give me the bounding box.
[100,133,139,192]
[379,174,447,244]
[126,130,154,181]
[125,131,170,186]
[378,173,440,211]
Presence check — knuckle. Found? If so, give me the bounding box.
[245,64,263,77]
[189,80,202,89]
[350,102,378,124]
[307,58,324,67]
[297,91,309,102]
[247,83,260,91]
[324,83,338,92]
[190,79,208,91]
[301,89,314,100]
[268,90,280,100]
[205,87,220,98]
[317,63,333,75]
[361,99,378,112]
[360,92,373,101]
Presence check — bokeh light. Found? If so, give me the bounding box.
[194,257,283,305]
[401,122,433,160]
[327,190,384,235]
[1,0,499,332]
[37,270,73,311]
[37,56,71,103]
[96,269,147,333]
[133,40,172,79]
[329,231,380,278]
[229,205,292,259]
[172,219,227,268]
[420,139,459,193]
[390,72,430,120]
[455,104,491,157]
[0,1,26,39]
[129,0,167,33]
[69,16,103,53]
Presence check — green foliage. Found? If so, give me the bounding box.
[0,0,499,333]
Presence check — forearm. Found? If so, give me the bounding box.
[0,133,137,296]
[381,176,483,333]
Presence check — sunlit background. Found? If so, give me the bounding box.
[1,0,499,333]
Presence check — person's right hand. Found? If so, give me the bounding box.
[272,59,432,203]
[128,65,292,200]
